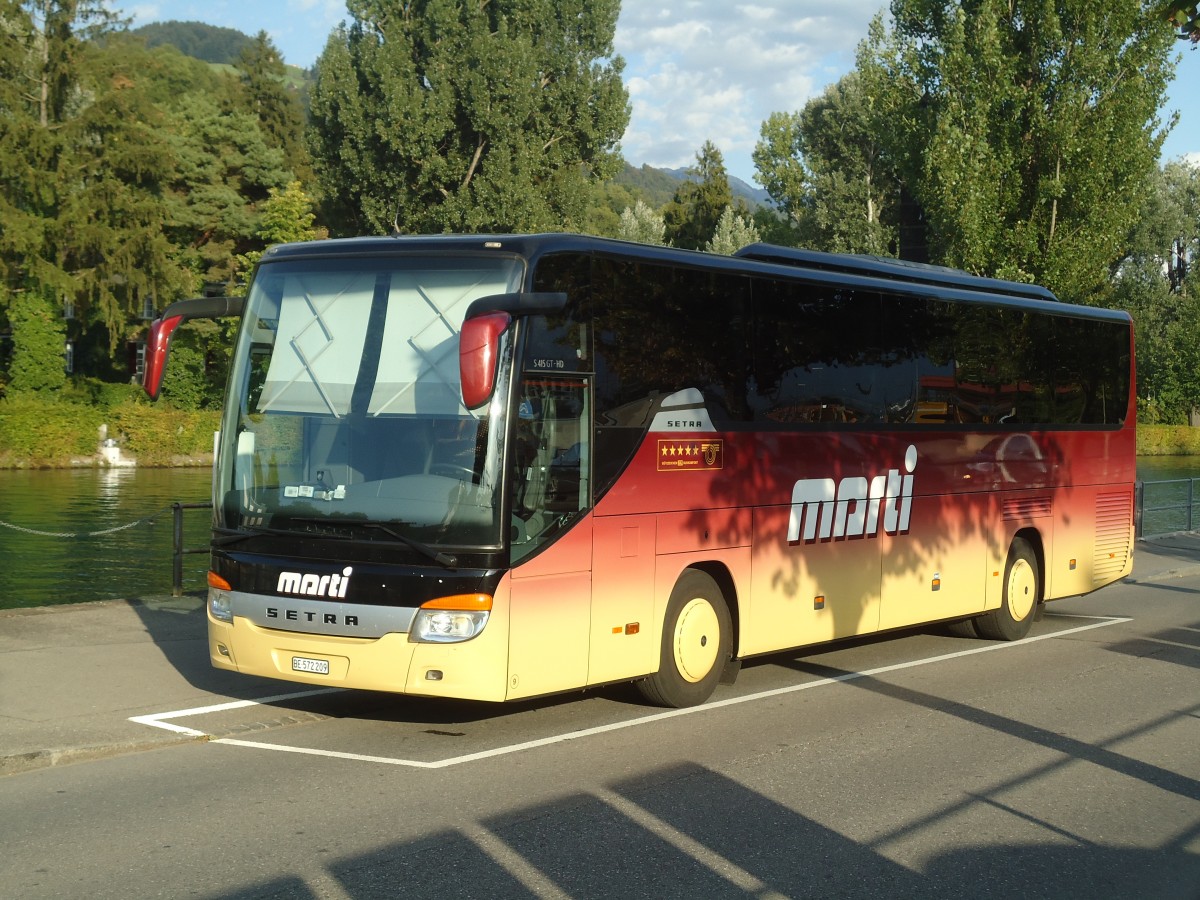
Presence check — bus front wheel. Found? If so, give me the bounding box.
[638,569,732,708]
[976,538,1039,641]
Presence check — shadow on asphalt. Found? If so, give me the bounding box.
[203,761,1200,900]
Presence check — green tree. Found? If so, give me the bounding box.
[753,111,810,230]
[58,39,191,353]
[6,290,67,394]
[705,206,761,255]
[236,31,311,184]
[663,141,738,250]
[164,92,292,288]
[1114,161,1200,422]
[308,0,630,235]
[873,0,1175,302]
[616,200,668,245]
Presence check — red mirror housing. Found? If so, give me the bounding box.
[142,314,185,401]
[139,296,244,401]
[459,312,511,409]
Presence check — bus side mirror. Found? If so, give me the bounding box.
[140,296,246,401]
[143,314,186,401]
[460,312,511,410]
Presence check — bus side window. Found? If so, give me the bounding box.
[511,376,591,561]
[751,282,885,425]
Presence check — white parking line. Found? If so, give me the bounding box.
[129,615,1130,768]
[128,687,341,736]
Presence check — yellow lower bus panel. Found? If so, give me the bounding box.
[208,595,512,702]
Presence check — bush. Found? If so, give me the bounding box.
[0,394,220,468]
[0,395,103,465]
[1136,424,1200,457]
[60,377,143,409]
[108,400,221,465]
[6,293,67,394]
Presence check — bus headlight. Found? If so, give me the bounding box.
[208,571,234,623]
[410,594,492,643]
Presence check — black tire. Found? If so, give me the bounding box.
[975,537,1039,641]
[637,569,732,708]
[944,618,980,639]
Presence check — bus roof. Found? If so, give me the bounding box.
[733,244,1059,303]
[258,233,1127,319]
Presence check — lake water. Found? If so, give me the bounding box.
[0,457,1198,610]
[0,467,212,610]
[1136,456,1200,481]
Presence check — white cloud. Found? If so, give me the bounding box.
[615,0,883,184]
[123,4,162,22]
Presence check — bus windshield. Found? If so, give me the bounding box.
[215,254,524,550]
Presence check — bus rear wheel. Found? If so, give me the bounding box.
[976,537,1039,641]
[638,570,732,708]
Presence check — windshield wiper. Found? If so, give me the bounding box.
[212,523,353,547]
[288,518,459,568]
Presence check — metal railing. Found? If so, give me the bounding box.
[1136,478,1200,539]
[172,501,212,596]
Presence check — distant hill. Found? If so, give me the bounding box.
[662,167,771,209]
[615,163,771,210]
[614,164,682,208]
[132,21,255,65]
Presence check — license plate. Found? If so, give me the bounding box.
[291,656,330,675]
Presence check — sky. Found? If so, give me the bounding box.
[115,0,1200,187]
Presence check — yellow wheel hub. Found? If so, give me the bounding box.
[1006,557,1036,622]
[673,597,720,683]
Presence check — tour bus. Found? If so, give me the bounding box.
[143,234,1135,708]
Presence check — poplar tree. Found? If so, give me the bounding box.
[875,0,1175,302]
[616,200,668,246]
[754,66,899,255]
[308,0,629,235]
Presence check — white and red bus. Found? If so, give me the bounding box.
[144,235,1135,707]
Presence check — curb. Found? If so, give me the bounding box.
[0,734,204,779]
[1124,564,1200,585]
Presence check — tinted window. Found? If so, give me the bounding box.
[751,282,885,425]
[880,296,1127,427]
[530,251,1129,454]
[589,256,751,427]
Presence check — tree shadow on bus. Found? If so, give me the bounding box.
[674,425,1129,662]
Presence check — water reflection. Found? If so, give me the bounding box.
[0,467,212,610]
[1136,455,1200,481]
